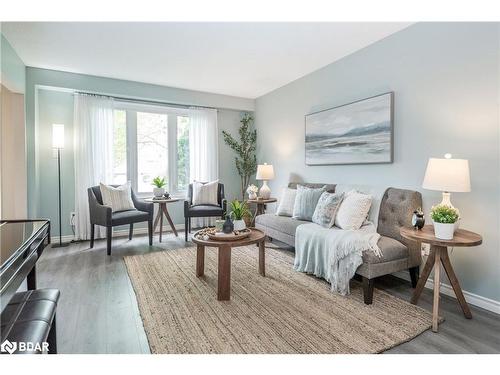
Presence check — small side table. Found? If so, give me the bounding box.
[400,225,482,332]
[247,198,277,226]
[144,198,181,241]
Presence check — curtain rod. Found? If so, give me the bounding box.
[73,91,218,111]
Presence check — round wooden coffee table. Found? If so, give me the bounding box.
[192,228,266,301]
[400,225,482,332]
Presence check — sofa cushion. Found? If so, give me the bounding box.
[362,235,408,264]
[256,213,309,237]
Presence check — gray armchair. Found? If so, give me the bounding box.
[184,183,226,241]
[88,185,153,255]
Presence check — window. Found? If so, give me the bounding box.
[109,103,190,196]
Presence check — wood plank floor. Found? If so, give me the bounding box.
[35,233,500,354]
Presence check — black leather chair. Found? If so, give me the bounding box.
[184,183,226,241]
[88,185,153,255]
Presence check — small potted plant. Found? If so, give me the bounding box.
[246,184,258,200]
[152,176,167,197]
[229,199,251,231]
[430,204,460,240]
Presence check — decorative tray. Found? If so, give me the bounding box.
[196,228,251,241]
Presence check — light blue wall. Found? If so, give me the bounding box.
[255,23,500,303]
[26,68,255,236]
[0,33,25,93]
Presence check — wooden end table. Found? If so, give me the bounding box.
[144,198,181,241]
[400,225,482,332]
[192,228,266,301]
[247,198,277,226]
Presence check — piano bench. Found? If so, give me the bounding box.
[1,289,60,354]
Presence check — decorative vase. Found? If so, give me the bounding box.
[248,192,257,200]
[433,221,455,240]
[233,219,246,231]
[153,187,165,197]
[222,217,234,234]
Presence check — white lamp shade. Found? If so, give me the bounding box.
[256,163,275,180]
[52,124,65,149]
[422,157,471,192]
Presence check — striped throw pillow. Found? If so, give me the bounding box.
[292,185,326,221]
[99,182,135,212]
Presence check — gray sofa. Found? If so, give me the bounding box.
[255,182,422,304]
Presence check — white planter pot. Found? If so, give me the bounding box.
[433,221,455,240]
[153,187,165,197]
[233,219,246,231]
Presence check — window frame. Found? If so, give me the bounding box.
[113,101,190,198]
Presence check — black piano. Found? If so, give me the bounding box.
[1,219,59,354]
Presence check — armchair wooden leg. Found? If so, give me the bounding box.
[148,220,153,246]
[409,266,420,288]
[106,226,112,256]
[90,224,95,248]
[129,223,133,240]
[362,277,374,305]
[185,217,189,241]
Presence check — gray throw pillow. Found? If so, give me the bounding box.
[292,185,326,221]
[312,192,344,228]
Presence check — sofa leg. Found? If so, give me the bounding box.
[409,266,420,288]
[185,217,189,241]
[129,223,133,240]
[106,226,112,256]
[148,220,153,246]
[362,277,374,305]
[90,224,95,248]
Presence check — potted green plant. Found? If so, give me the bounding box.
[152,176,167,197]
[229,200,251,231]
[430,204,460,240]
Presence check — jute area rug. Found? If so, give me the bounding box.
[124,245,432,354]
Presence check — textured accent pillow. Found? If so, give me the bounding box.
[292,185,326,221]
[335,190,372,230]
[99,182,135,212]
[312,192,344,228]
[192,180,219,206]
[276,188,297,217]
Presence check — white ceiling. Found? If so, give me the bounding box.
[2,22,411,98]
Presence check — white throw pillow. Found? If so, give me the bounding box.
[292,185,326,221]
[335,190,372,230]
[192,180,219,205]
[99,182,135,212]
[276,188,297,217]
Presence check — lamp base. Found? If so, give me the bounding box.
[52,242,69,248]
[440,192,454,208]
[259,180,271,199]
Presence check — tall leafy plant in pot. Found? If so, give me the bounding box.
[222,113,257,199]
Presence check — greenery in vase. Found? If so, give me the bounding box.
[222,113,257,199]
[229,200,251,221]
[151,176,167,189]
[430,204,459,224]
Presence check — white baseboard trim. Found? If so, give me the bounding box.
[392,270,500,315]
[55,224,187,244]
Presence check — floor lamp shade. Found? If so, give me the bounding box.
[52,124,65,149]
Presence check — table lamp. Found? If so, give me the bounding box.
[256,163,275,199]
[422,153,471,209]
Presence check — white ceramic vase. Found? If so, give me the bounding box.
[153,187,165,197]
[233,219,246,231]
[433,221,455,240]
[248,192,257,200]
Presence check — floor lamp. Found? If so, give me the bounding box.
[52,124,68,248]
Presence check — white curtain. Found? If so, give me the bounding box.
[73,94,115,240]
[188,107,219,227]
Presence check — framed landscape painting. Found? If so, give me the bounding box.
[305,92,394,165]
